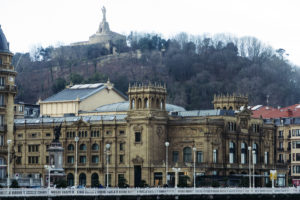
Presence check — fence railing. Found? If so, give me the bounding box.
[0,187,299,197]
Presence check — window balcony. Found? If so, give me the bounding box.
[0,85,17,94]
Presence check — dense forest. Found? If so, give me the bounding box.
[12,32,300,110]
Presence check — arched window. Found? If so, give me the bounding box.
[91,173,99,187]
[68,144,74,151]
[67,173,74,186]
[80,144,87,151]
[229,106,233,110]
[223,107,227,110]
[137,98,142,109]
[229,141,235,163]
[131,99,135,109]
[92,143,99,151]
[161,99,164,110]
[0,157,5,179]
[156,98,160,109]
[183,147,192,162]
[79,173,86,186]
[144,98,148,108]
[151,98,154,108]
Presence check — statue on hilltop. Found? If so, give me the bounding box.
[102,6,106,21]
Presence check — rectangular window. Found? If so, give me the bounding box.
[241,153,246,164]
[135,132,141,142]
[28,156,39,164]
[92,156,99,163]
[0,115,4,127]
[18,134,22,138]
[119,155,124,163]
[120,143,124,151]
[0,135,3,146]
[46,156,49,164]
[213,150,218,163]
[118,174,125,186]
[17,145,22,153]
[0,77,5,86]
[296,153,300,161]
[80,156,86,164]
[106,130,112,135]
[46,133,51,137]
[0,94,4,106]
[67,156,74,164]
[229,153,234,164]
[265,152,269,164]
[119,130,125,135]
[16,157,21,165]
[172,151,179,163]
[197,151,203,163]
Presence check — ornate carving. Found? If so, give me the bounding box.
[156,126,163,137]
[53,123,62,142]
[240,118,248,129]
[132,155,144,164]
[133,125,143,132]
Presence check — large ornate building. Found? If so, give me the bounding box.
[11,83,287,187]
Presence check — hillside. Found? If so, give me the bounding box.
[12,33,300,110]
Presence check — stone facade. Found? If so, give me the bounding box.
[0,25,17,183]
[12,84,288,187]
[213,94,248,110]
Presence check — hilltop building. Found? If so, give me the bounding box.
[71,6,126,50]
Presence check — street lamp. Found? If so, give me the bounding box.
[44,165,55,188]
[252,150,255,188]
[192,147,197,189]
[7,139,11,189]
[248,146,251,189]
[105,143,111,188]
[172,167,181,188]
[74,136,79,187]
[165,141,169,186]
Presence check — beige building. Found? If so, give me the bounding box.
[213,94,248,110]
[0,25,17,182]
[39,81,127,117]
[12,84,286,187]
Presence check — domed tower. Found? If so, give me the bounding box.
[126,83,168,187]
[0,25,17,179]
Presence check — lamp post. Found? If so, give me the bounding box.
[252,150,255,188]
[74,136,79,187]
[44,165,55,188]
[248,146,251,189]
[105,143,111,188]
[7,139,11,189]
[165,141,169,186]
[193,147,197,189]
[172,167,181,188]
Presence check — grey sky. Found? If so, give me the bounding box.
[1,0,300,65]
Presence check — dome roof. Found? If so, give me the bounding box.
[0,25,10,53]
[95,101,186,112]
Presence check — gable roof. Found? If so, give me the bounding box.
[252,104,300,119]
[42,83,127,103]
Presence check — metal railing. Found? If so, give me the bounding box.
[0,187,299,197]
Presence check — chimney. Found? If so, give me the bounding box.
[287,109,293,117]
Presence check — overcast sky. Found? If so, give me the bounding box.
[1,0,300,66]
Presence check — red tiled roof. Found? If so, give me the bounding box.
[252,104,300,119]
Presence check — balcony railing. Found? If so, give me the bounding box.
[277,148,284,152]
[0,85,17,93]
[0,187,299,197]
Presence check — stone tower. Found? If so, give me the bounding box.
[0,25,17,181]
[212,94,248,110]
[127,83,168,187]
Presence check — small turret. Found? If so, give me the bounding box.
[212,93,248,110]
